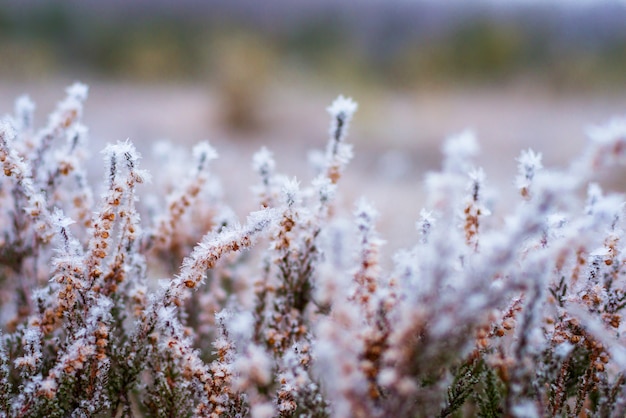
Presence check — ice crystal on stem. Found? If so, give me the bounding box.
[325,95,357,184]
[516,148,543,199]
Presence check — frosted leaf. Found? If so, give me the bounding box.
[246,208,276,233]
[0,119,16,143]
[23,328,41,346]
[66,123,88,151]
[101,143,119,162]
[157,305,177,325]
[517,149,543,172]
[51,207,75,229]
[516,149,543,191]
[14,354,38,369]
[590,194,624,225]
[419,208,436,227]
[89,296,113,324]
[312,175,336,205]
[117,139,140,162]
[15,95,35,130]
[101,139,149,186]
[467,167,486,203]
[39,378,58,394]
[215,309,232,326]
[327,95,358,151]
[326,95,358,120]
[334,142,354,164]
[15,95,35,115]
[66,83,89,101]
[192,141,218,172]
[468,167,485,184]
[281,177,301,207]
[354,198,378,231]
[585,183,603,215]
[252,146,275,175]
[102,139,135,159]
[541,212,567,243]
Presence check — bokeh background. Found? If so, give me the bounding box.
[2,0,626,249]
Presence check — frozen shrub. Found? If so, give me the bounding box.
[1,84,626,417]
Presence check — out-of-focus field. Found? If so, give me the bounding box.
[2,79,626,251]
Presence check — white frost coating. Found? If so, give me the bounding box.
[326,95,358,120]
[192,141,218,170]
[468,167,486,185]
[327,95,358,149]
[103,139,138,161]
[15,95,35,130]
[89,296,114,325]
[585,183,603,215]
[354,198,378,231]
[281,177,301,207]
[0,119,16,143]
[51,208,75,229]
[589,246,611,258]
[66,82,89,101]
[246,208,277,233]
[516,148,543,191]
[252,146,275,175]
[418,208,436,230]
[591,195,624,225]
[312,175,336,205]
[517,149,543,172]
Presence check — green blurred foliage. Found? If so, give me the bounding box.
[387,21,527,88]
[1,4,626,92]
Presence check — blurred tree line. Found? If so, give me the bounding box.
[1,1,626,91]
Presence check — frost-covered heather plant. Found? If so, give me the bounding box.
[1,85,626,418]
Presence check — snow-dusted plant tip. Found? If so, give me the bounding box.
[1,85,626,418]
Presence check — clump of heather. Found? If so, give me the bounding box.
[1,85,626,417]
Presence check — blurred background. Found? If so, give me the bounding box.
[2,0,626,247]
